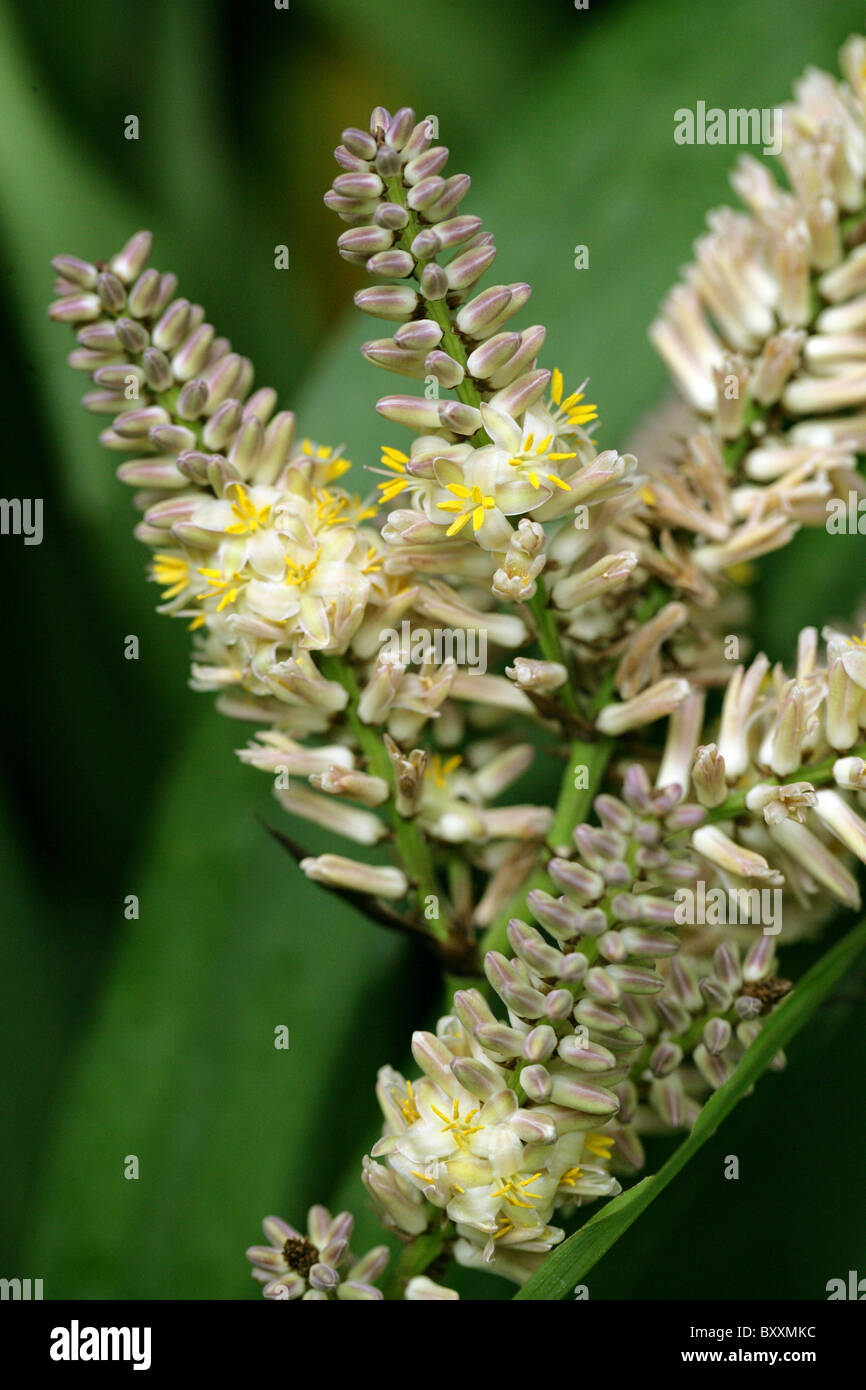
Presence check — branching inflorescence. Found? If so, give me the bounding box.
[48,35,866,1299]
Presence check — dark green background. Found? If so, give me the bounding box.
[0,0,863,1299]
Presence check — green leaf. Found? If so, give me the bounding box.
[515,914,866,1300]
[0,788,70,1264]
[25,712,430,1297]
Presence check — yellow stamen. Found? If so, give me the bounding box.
[196,566,244,611]
[378,477,409,503]
[430,1098,484,1151]
[584,1132,615,1159]
[284,548,321,590]
[362,546,384,574]
[426,753,462,789]
[725,561,758,586]
[491,1172,543,1208]
[399,1080,420,1125]
[568,404,598,425]
[152,552,189,600]
[225,482,271,536]
[559,1166,583,1189]
[382,446,409,465]
[438,483,495,538]
[323,457,352,483]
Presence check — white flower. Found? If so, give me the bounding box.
[367,1020,618,1283]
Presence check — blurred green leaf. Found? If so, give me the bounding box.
[25,711,434,1296]
[0,790,68,1264]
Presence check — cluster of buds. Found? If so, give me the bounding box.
[49,231,388,737]
[648,37,866,544]
[364,1019,620,1286]
[48,231,572,928]
[688,625,866,926]
[327,105,769,737]
[362,621,866,1284]
[245,1207,389,1300]
[48,35,866,1303]
[327,106,656,693]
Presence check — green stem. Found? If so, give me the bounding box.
[384,174,491,444]
[320,654,451,945]
[480,732,614,957]
[383,1222,452,1300]
[721,399,766,473]
[527,581,579,710]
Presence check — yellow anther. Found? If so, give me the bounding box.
[430,1097,484,1151]
[491,1172,543,1208]
[382,446,409,466]
[324,458,352,483]
[426,753,462,789]
[559,1166,583,1189]
[725,561,757,586]
[313,488,349,526]
[399,1080,420,1125]
[284,549,321,590]
[152,552,189,600]
[548,368,598,430]
[361,546,384,574]
[438,483,496,536]
[196,566,245,612]
[584,1132,615,1160]
[225,483,271,535]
